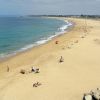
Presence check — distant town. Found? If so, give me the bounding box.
[26,15,100,19]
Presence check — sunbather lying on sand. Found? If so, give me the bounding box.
[33,82,42,87]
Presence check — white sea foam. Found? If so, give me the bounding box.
[35,21,73,46]
[19,44,35,51]
[0,52,16,60]
[36,39,49,45]
[0,21,73,59]
[59,25,68,32]
[59,22,72,32]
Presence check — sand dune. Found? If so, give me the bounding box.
[0,17,100,100]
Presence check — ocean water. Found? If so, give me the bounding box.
[0,17,72,58]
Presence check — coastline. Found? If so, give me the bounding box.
[0,17,100,100]
[0,17,73,62]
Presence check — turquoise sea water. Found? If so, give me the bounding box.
[0,17,72,58]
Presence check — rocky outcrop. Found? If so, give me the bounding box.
[83,88,100,100]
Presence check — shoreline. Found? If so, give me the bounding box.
[0,17,86,71]
[0,17,100,100]
[0,17,74,63]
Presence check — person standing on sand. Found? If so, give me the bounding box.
[55,41,59,44]
[7,66,9,72]
[59,56,64,63]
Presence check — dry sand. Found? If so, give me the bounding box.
[0,17,100,100]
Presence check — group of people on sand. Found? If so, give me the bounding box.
[31,67,40,73]
[20,66,40,74]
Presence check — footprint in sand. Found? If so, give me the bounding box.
[67,45,71,49]
[94,38,100,44]
[62,47,65,50]
[81,36,85,38]
[80,33,87,38]
[74,40,79,43]
[67,42,74,49]
[67,40,80,49]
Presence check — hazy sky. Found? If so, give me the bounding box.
[0,0,100,15]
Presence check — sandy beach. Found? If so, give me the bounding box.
[0,17,100,100]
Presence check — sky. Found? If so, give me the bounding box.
[0,0,100,15]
